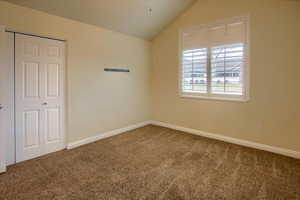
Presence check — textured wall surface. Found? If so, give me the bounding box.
[151,0,300,151]
[0,1,151,143]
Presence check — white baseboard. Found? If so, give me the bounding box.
[67,121,151,149]
[150,120,300,159]
[66,120,300,159]
[0,162,6,173]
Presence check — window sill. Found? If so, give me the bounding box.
[180,94,249,103]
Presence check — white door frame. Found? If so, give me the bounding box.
[0,25,8,173]
[5,31,15,166]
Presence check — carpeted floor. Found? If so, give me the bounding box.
[0,125,299,200]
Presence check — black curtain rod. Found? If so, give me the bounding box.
[5,30,66,42]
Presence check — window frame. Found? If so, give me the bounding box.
[178,16,250,102]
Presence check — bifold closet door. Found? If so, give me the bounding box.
[15,34,66,162]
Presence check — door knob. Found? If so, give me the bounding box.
[42,102,48,106]
[0,104,3,110]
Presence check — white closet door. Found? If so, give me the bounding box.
[15,34,65,162]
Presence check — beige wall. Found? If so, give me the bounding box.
[0,1,151,143]
[1,0,299,152]
[151,0,300,152]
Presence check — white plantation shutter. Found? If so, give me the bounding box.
[182,48,207,93]
[208,22,245,46]
[182,28,210,50]
[180,16,249,100]
[211,43,244,95]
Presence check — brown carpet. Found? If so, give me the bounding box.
[0,125,299,200]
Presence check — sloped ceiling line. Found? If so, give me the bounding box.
[1,0,196,40]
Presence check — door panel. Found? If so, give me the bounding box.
[23,62,40,98]
[45,108,60,142]
[47,46,60,57]
[24,42,39,57]
[15,34,65,162]
[46,63,60,98]
[23,110,40,148]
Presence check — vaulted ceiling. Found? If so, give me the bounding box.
[2,0,196,40]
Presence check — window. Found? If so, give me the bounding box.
[180,16,249,101]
